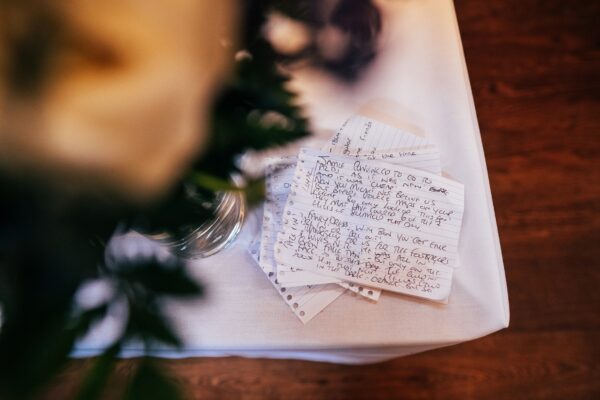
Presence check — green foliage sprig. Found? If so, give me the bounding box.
[0,16,308,400]
[0,0,381,398]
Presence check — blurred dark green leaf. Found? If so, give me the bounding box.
[75,341,121,400]
[127,182,215,240]
[195,39,309,179]
[126,301,181,348]
[125,360,183,400]
[189,172,238,192]
[118,258,203,298]
[243,178,266,207]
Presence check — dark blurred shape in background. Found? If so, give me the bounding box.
[262,0,382,80]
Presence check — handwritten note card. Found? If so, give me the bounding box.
[325,115,433,157]
[275,148,465,301]
[248,240,346,324]
[261,157,382,301]
[259,159,298,275]
[267,147,442,286]
[247,115,467,323]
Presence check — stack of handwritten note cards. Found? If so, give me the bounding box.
[248,115,465,323]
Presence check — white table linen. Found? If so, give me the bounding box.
[73,0,509,364]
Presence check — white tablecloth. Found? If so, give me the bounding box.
[73,0,509,364]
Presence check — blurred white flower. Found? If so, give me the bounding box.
[263,12,312,56]
[0,0,238,203]
[74,278,116,311]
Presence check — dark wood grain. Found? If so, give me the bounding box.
[44,1,600,399]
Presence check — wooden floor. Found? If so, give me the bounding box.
[47,1,600,399]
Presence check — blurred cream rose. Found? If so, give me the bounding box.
[0,0,237,202]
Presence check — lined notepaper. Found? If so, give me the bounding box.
[324,115,433,157]
[248,240,346,323]
[247,114,465,323]
[275,149,465,301]
[261,157,381,301]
